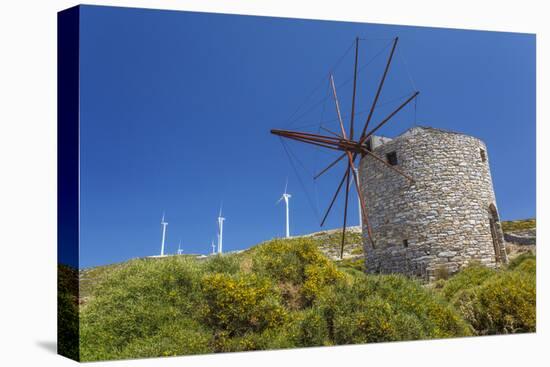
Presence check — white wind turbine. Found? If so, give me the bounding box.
[211,238,216,255]
[277,179,292,238]
[217,205,225,254]
[177,239,183,255]
[160,213,168,256]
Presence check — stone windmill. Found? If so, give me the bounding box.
[271,37,419,259]
[272,37,507,279]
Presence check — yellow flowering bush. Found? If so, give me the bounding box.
[200,273,287,336]
[249,238,343,305]
[439,254,536,335]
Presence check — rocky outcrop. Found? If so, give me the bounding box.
[504,228,536,246]
[301,226,363,261]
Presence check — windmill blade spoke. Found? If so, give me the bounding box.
[347,153,376,248]
[320,125,343,138]
[360,37,399,140]
[349,37,359,140]
[271,129,342,142]
[340,164,351,259]
[361,201,376,248]
[314,153,346,180]
[320,168,350,227]
[329,74,348,139]
[271,129,345,151]
[285,136,342,151]
[360,91,420,144]
[346,153,367,220]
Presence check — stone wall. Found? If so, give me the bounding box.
[504,229,536,246]
[358,126,506,281]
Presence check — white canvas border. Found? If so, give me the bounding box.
[0,1,546,366]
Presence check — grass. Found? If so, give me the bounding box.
[79,262,119,300]
[309,230,363,253]
[58,264,79,360]
[501,218,536,232]
[77,237,476,361]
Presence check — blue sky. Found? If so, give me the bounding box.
[77,5,535,268]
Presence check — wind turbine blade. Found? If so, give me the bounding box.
[360,37,399,140]
[320,168,349,227]
[276,196,283,205]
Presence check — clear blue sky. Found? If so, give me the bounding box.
[78,5,535,268]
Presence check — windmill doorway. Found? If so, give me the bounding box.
[489,204,507,264]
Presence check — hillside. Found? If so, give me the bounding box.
[501,218,536,258]
[78,227,365,302]
[80,218,535,296]
[64,222,536,361]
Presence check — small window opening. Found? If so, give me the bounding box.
[480,148,487,163]
[403,239,409,248]
[386,151,398,166]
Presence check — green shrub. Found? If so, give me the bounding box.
[316,273,471,344]
[338,265,367,278]
[439,263,496,300]
[332,296,425,344]
[336,257,366,272]
[200,273,287,337]
[361,274,472,338]
[79,257,205,361]
[216,308,332,351]
[292,308,331,347]
[513,258,536,275]
[118,320,211,359]
[438,258,536,336]
[203,254,241,274]
[212,326,298,352]
[249,238,343,306]
[452,270,535,334]
[507,252,536,271]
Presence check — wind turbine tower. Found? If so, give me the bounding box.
[177,239,183,255]
[277,180,292,238]
[217,206,225,254]
[211,238,216,255]
[160,213,168,256]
